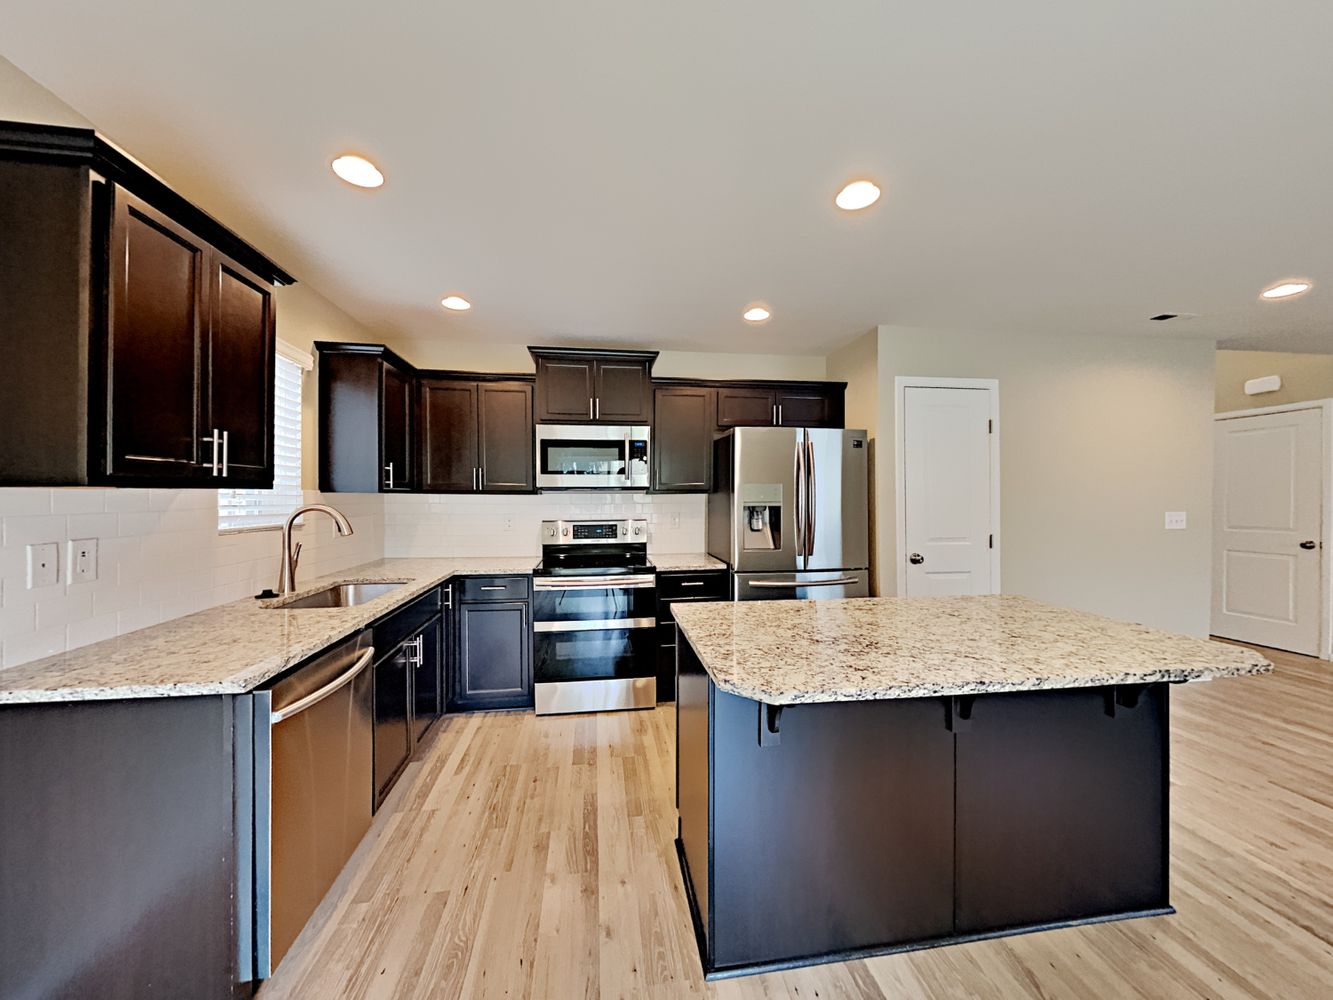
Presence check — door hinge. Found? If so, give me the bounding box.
[989,534,994,549]
[988,419,993,433]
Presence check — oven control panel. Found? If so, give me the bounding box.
[541,519,648,543]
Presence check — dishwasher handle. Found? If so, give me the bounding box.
[270,647,375,724]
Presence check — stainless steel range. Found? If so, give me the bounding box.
[532,518,657,715]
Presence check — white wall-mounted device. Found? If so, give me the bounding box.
[1244,375,1282,396]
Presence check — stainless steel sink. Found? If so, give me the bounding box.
[276,582,407,609]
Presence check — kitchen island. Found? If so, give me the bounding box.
[671,595,1271,979]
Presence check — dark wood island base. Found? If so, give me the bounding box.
[675,640,1173,979]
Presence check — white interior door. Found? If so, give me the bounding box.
[1212,408,1323,655]
[902,385,996,596]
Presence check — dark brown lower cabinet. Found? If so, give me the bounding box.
[451,598,532,711]
[654,569,729,700]
[412,614,445,743]
[373,641,413,807]
[0,697,239,999]
[677,645,1172,978]
[954,686,1168,934]
[702,675,956,970]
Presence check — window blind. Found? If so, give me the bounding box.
[218,352,305,530]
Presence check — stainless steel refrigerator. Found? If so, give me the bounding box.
[707,427,871,600]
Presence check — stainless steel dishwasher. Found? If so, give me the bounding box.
[246,633,375,979]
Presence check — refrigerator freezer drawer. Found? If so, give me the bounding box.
[734,570,871,601]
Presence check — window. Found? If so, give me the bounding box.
[218,344,311,531]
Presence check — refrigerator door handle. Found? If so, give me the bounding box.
[793,436,806,560]
[805,436,817,561]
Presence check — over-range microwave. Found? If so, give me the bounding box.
[535,424,650,490]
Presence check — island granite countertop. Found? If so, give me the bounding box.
[671,595,1272,704]
[0,557,537,705]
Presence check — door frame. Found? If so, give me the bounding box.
[894,377,1002,597]
[1214,398,1333,659]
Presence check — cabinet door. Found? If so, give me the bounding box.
[775,388,839,428]
[716,387,776,428]
[420,379,479,492]
[452,601,532,711]
[411,615,444,743]
[478,382,534,492]
[653,386,714,492]
[954,686,1169,935]
[594,359,651,423]
[204,253,275,485]
[381,364,414,491]
[104,187,208,481]
[535,357,595,422]
[373,643,413,806]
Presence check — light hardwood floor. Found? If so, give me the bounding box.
[259,646,1333,999]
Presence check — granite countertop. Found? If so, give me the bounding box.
[650,552,727,572]
[671,595,1273,705]
[0,557,536,704]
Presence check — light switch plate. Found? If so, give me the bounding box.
[1164,511,1187,530]
[69,538,99,583]
[27,542,59,588]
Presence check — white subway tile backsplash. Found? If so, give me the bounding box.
[382,492,707,559]
[0,488,385,670]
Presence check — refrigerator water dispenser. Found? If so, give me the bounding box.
[741,484,782,550]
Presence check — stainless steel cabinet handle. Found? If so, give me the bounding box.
[410,635,425,668]
[595,397,601,420]
[589,397,594,420]
[270,647,375,723]
[750,577,859,589]
[221,430,230,478]
[680,581,705,587]
[772,404,777,425]
[385,462,395,490]
[777,404,783,425]
[480,585,507,591]
[443,584,452,608]
[207,428,222,475]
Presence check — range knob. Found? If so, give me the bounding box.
[633,524,643,537]
[562,527,570,538]
[546,526,556,538]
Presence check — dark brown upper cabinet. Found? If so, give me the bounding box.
[317,344,417,493]
[653,386,715,493]
[0,121,291,487]
[530,347,657,424]
[716,386,776,428]
[716,384,845,429]
[420,376,534,493]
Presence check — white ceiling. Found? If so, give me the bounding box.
[3,1,1331,355]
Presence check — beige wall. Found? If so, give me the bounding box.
[0,54,91,126]
[867,326,1217,636]
[1216,350,1333,412]
[826,329,881,590]
[378,336,826,381]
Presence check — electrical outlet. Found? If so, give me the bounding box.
[1164,511,1187,530]
[69,538,99,583]
[26,542,59,588]
[503,516,514,531]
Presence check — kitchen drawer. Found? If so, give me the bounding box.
[373,587,443,659]
[458,575,531,603]
[657,570,729,601]
[657,621,678,647]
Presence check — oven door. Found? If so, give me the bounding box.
[535,425,651,489]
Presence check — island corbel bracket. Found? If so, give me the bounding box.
[758,703,784,747]
[1103,683,1150,718]
[946,695,975,732]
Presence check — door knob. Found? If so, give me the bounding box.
[909,553,925,565]
[1300,540,1318,550]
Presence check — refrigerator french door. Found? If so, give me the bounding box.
[707,427,871,600]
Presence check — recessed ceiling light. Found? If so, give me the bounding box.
[835,179,881,211]
[1260,279,1312,301]
[441,295,472,311]
[742,304,771,324]
[330,154,384,189]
